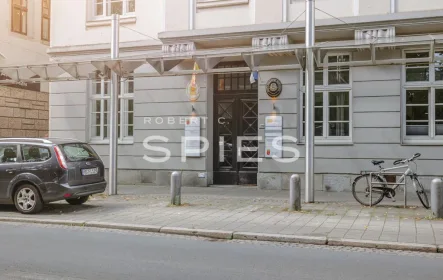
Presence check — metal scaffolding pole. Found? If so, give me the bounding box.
[109,14,120,195]
[305,0,315,203]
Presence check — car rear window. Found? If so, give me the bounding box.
[60,143,100,162]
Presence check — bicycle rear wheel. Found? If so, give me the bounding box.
[352,174,386,206]
[413,177,430,209]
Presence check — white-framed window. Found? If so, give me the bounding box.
[90,72,134,143]
[300,53,352,142]
[93,0,135,18]
[403,50,443,142]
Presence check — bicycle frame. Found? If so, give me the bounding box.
[369,162,418,208]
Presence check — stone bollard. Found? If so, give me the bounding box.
[431,178,443,218]
[289,174,301,211]
[170,171,181,206]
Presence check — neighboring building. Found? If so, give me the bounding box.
[0,0,51,138]
[47,0,443,190]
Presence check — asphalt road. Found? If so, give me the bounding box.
[0,223,441,280]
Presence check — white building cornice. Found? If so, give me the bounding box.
[47,40,162,57]
[159,9,443,44]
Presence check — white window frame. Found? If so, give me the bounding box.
[300,52,353,144]
[89,75,134,144]
[92,0,135,20]
[402,49,443,144]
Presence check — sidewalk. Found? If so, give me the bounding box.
[0,185,442,252]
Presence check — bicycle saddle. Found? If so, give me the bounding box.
[371,160,384,166]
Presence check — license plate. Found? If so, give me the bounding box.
[82,167,98,176]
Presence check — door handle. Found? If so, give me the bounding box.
[6,169,16,174]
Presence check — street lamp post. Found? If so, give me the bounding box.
[305,0,315,203]
[109,14,120,195]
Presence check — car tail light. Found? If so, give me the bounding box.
[54,146,68,170]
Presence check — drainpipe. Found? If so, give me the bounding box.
[282,0,288,22]
[109,14,120,195]
[189,0,195,30]
[305,0,315,203]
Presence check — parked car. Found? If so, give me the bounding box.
[0,138,106,214]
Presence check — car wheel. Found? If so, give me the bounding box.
[66,195,89,205]
[14,184,44,214]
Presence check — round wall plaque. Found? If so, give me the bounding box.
[266,78,282,98]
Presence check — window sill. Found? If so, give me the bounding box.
[402,139,443,146]
[298,139,354,146]
[197,0,249,9]
[89,140,134,145]
[86,16,136,28]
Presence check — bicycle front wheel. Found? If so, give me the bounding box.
[413,177,430,209]
[352,174,386,206]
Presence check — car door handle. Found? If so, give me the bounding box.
[6,169,16,174]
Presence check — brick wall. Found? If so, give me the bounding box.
[0,86,49,138]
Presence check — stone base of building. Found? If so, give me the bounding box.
[105,169,434,193]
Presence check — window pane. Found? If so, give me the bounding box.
[21,11,27,33]
[329,123,349,136]
[0,145,18,163]
[435,51,443,81]
[42,18,49,41]
[406,106,428,121]
[406,90,428,104]
[406,68,429,82]
[406,52,429,82]
[406,52,429,60]
[435,105,443,120]
[436,89,443,104]
[329,92,349,106]
[61,144,99,162]
[303,92,322,106]
[436,121,443,135]
[12,8,21,33]
[329,108,349,121]
[128,125,134,136]
[43,0,50,15]
[22,146,51,162]
[95,0,103,16]
[104,80,109,94]
[128,0,135,12]
[406,122,428,136]
[108,0,123,16]
[302,71,323,86]
[315,108,323,121]
[328,55,350,63]
[128,99,134,111]
[303,123,323,137]
[328,70,349,84]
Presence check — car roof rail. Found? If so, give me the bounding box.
[0,138,53,144]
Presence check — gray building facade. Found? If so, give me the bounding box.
[46,5,443,191]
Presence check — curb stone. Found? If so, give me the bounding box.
[0,217,86,227]
[233,232,327,245]
[160,227,233,239]
[328,238,438,253]
[0,217,440,253]
[86,221,161,233]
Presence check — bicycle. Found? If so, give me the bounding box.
[352,153,430,209]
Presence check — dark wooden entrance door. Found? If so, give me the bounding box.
[214,94,258,185]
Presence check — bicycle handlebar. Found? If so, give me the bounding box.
[393,153,421,165]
